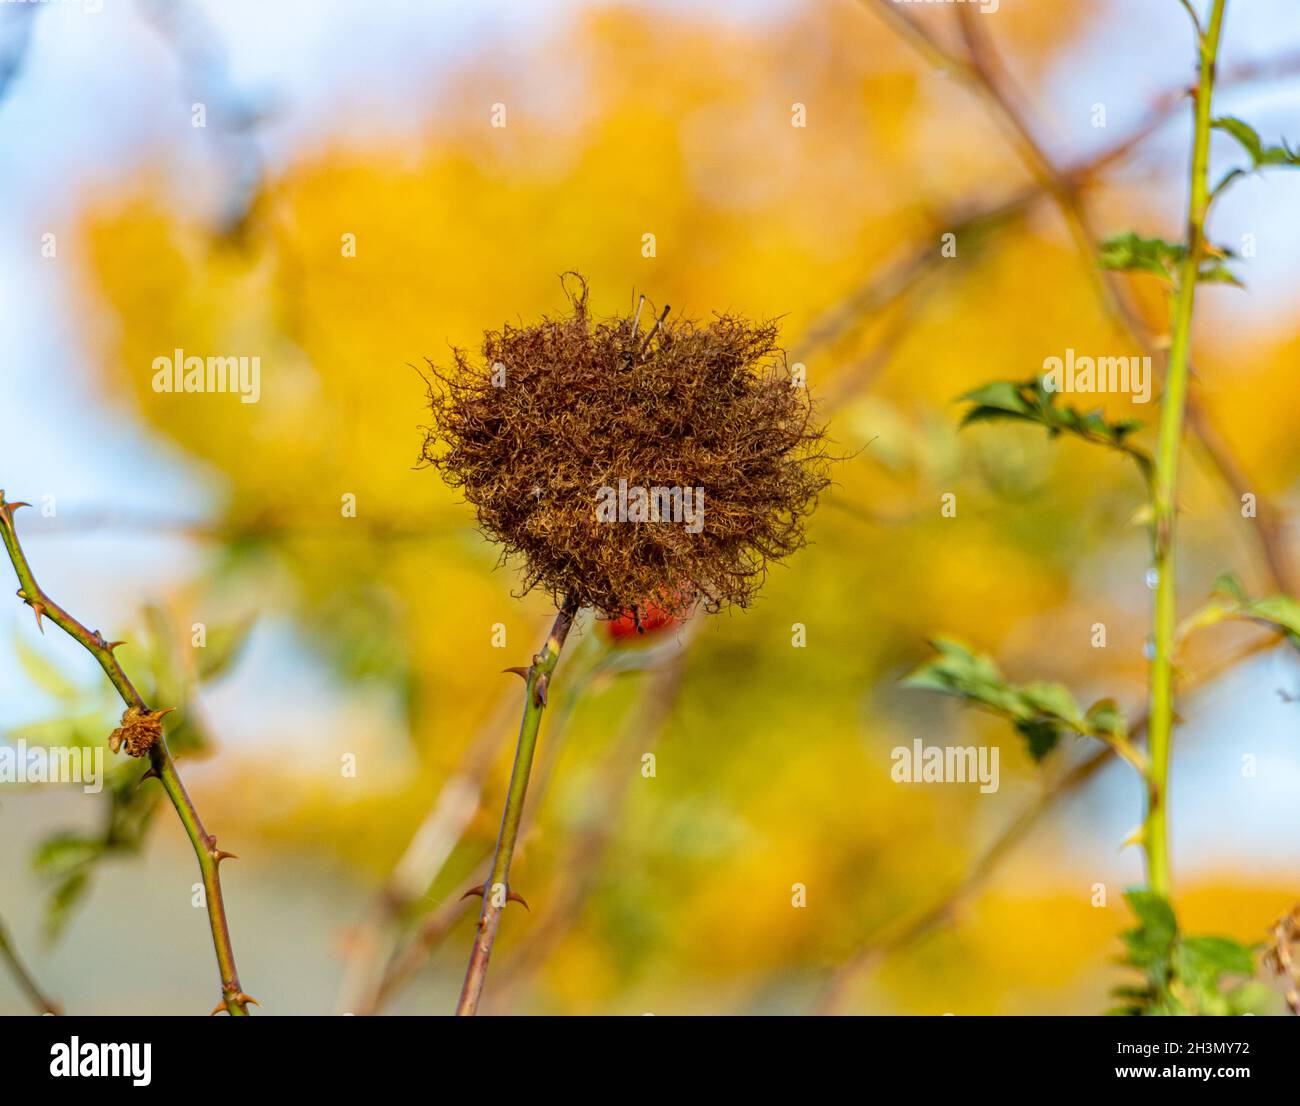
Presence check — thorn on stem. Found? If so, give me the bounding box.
[501,666,530,681]
[210,992,259,1016]
[16,589,46,633]
[89,630,126,656]
[459,883,528,910]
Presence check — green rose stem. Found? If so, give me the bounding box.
[456,596,579,1016]
[1146,0,1228,897]
[0,492,253,1016]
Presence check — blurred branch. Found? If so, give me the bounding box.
[1185,404,1295,594]
[0,7,36,106]
[828,3,1297,348]
[816,629,1284,1013]
[1177,0,1205,38]
[0,913,59,1015]
[22,510,459,542]
[354,860,485,1017]
[0,492,254,1016]
[138,0,269,237]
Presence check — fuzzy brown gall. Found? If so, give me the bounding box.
[421,275,830,620]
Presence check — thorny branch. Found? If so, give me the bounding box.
[485,627,695,1013]
[455,597,580,1015]
[1143,0,1229,897]
[353,624,678,1014]
[0,492,254,1016]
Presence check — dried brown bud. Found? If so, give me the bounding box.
[421,275,829,620]
[108,705,173,758]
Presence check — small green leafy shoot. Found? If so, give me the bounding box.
[1113,890,1273,1016]
[902,637,1140,767]
[958,377,1153,485]
[1099,231,1243,288]
[1211,116,1300,199]
[1178,573,1300,647]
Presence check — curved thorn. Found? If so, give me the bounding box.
[213,850,238,863]
[105,641,126,652]
[507,890,530,912]
[209,1000,226,1016]
[501,666,529,681]
[459,883,486,902]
